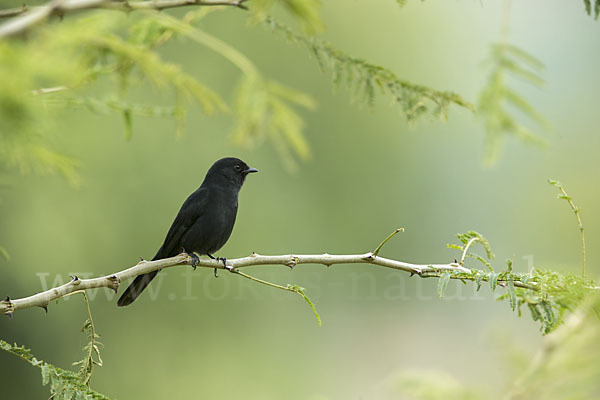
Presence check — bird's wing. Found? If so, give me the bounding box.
[152,187,209,260]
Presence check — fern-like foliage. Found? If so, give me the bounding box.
[62,12,227,136]
[0,11,227,184]
[250,0,323,33]
[72,292,103,387]
[548,179,586,277]
[268,19,473,122]
[477,43,549,164]
[583,0,600,19]
[0,36,81,185]
[441,231,596,335]
[0,293,107,399]
[231,76,316,171]
[0,339,109,399]
[141,10,317,171]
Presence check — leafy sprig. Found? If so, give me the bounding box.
[0,292,107,399]
[267,19,474,122]
[442,231,596,334]
[478,43,549,164]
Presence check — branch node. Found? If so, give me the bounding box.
[107,275,120,293]
[287,256,299,269]
[1,296,14,317]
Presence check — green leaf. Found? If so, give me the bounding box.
[41,364,50,386]
[547,179,560,186]
[506,259,513,272]
[584,0,592,15]
[475,274,483,291]
[438,271,451,298]
[290,284,321,326]
[507,278,517,311]
[489,272,499,292]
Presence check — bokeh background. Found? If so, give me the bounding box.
[1,1,599,399]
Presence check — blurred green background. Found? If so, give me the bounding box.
[1,1,599,399]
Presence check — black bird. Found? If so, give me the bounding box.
[117,157,258,307]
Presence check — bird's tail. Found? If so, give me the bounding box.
[117,270,159,307]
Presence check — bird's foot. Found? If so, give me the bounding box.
[216,257,233,271]
[208,254,231,274]
[187,252,200,270]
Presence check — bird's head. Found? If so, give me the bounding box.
[204,157,258,188]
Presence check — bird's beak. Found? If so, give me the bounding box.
[243,167,259,174]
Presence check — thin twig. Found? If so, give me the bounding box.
[32,85,70,95]
[63,291,102,385]
[0,5,29,18]
[230,269,321,325]
[549,179,586,277]
[372,227,403,257]
[0,0,248,38]
[460,237,479,266]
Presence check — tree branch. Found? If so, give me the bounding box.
[0,250,540,317]
[0,0,248,38]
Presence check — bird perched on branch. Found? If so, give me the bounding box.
[117,157,258,307]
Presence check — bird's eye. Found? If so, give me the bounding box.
[234,164,242,171]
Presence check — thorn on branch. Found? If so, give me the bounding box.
[107,275,120,293]
[40,303,48,313]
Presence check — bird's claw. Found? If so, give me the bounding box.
[188,253,200,270]
[217,257,233,271]
[208,254,230,275]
